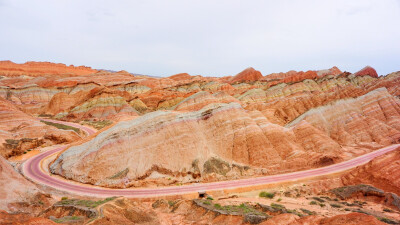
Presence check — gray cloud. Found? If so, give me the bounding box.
[0,0,399,76]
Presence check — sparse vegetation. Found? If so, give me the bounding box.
[40,120,80,133]
[107,168,129,179]
[52,216,82,223]
[330,203,342,208]
[276,198,282,202]
[378,217,398,224]
[206,196,214,200]
[312,197,325,202]
[383,208,393,213]
[319,203,326,207]
[168,200,175,207]
[309,201,317,205]
[81,120,112,130]
[270,203,285,210]
[300,208,315,215]
[61,197,68,200]
[57,197,117,208]
[259,191,275,199]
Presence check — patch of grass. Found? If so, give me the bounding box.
[58,197,117,208]
[276,198,282,202]
[378,217,398,224]
[40,120,80,133]
[383,208,394,213]
[214,203,222,210]
[61,197,68,200]
[330,203,342,208]
[259,191,275,199]
[270,203,285,210]
[206,196,214,200]
[203,200,211,205]
[52,216,82,223]
[168,200,175,207]
[309,201,317,205]
[107,168,129,179]
[320,196,332,201]
[319,203,326,207]
[312,197,325,203]
[81,120,112,130]
[300,208,315,215]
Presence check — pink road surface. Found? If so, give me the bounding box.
[24,119,400,197]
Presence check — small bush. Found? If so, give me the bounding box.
[312,197,325,203]
[206,196,214,200]
[319,203,326,207]
[330,203,342,208]
[271,203,285,210]
[277,198,282,202]
[309,201,317,205]
[378,217,398,224]
[204,200,211,205]
[61,197,68,200]
[383,208,393,213]
[300,208,314,215]
[259,191,275,199]
[214,203,222,209]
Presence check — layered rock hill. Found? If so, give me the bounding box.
[342,147,400,196]
[49,86,400,187]
[0,156,53,213]
[0,97,80,158]
[1,60,400,187]
[42,87,139,122]
[0,60,97,77]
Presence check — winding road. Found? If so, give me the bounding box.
[23,119,400,198]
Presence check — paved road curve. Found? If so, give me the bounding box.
[24,119,400,197]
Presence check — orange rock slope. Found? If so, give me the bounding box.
[0,60,97,77]
[0,97,80,158]
[1,60,400,188]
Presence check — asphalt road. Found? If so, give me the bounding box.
[23,119,400,197]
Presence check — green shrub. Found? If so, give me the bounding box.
[259,191,275,199]
[214,203,222,209]
[312,197,325,202]
[206,196,214,200]
[383,208,393,213]
[319,203,326,207]
[277,198,282,202]
[61,197,68,200]
[309,201,317,205]
[204,200,211,205]
[378,217,398,224]
[330,203,342,208]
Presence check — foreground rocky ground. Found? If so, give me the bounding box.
[1,61,400,224]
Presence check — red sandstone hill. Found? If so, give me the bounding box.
[355,65,379,78]
[0,60,98,77]
[230,67,263,83]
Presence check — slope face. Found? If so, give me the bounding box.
[0,97,80,158]
[50,85,400,188]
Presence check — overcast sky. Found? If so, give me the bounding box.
[0,0,399,77]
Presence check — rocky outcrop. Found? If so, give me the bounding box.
[287,88,400,154]
[0,97,80,158]
[44,87,139,121]
[0,156,53,213]
[230,67,263,83]
[355,66,379,78]
[342,149,400,196]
